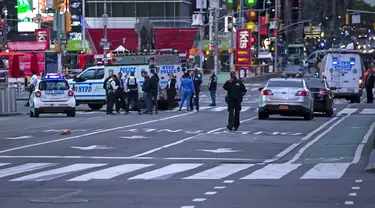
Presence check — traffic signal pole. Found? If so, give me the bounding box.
[55,9,62,73]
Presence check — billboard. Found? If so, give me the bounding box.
[17,0,69,32]
[69,0,83,41]
[235,29,252,71]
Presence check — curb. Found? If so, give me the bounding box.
[242,72,282,83]
[0,112,26,117]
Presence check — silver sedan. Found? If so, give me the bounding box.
[258,78,314,120]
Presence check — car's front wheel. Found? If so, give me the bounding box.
[258,112,269,120]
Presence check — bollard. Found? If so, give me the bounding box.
[0,88,17,114]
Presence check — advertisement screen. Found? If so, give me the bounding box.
[17,0,69,32]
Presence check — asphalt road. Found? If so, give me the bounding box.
[1,76,375,208]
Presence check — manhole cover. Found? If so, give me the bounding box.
[30,199,88,203]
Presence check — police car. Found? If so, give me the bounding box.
[29,73,76,117]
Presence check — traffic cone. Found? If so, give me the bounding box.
[60,130,71,135]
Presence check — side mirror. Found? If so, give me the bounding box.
[258,87,264,91]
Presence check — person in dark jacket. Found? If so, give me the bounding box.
[116,72,126,112]
[223,71,247,131]
[366,68,374,103]
[104,70,114,113]
[142,71,152,114]
[166,73,177,110]
[107,75,119,115]
[149,72,160,114]
[190,69,202,111]
[208,70,218,106]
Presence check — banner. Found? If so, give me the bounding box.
[8,52,45,77]
[235,29,252,71]
[8,41,49,51]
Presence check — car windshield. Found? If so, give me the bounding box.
[39,80,69,91]
[284,66,300,73]
[306,79,325,89]
[267,80,304,88]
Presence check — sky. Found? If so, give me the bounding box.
[365,0,375,5]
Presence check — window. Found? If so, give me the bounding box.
[79,69,96,80]
[166,2,175,17]
[124,3,136,17]
[267,81,304,88]
[136,3,148,17]
[148,3,164,17]
[39,81,69,91]
[87,3,96,17]
[97,3,104,17]
[306,79,325,89]
[112,3,124,17]
[95,68,105,79]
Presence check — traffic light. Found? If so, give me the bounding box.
[279,23,284,31]
[225,14,234,32]
[346,13,350,25]
[52,0,64,10]
[65,12,71,32]
[373,23,375,31]
[265,12,269,24]
[309,23,313,34]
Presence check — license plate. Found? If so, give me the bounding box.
[46,90,64,95]
[347,88,354,92]
[279,105,289,110]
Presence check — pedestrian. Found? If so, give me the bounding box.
[208,70,218,106]
[166,73,177,110]
[142,71,152,114]
[366,67,374,103]
[149,72,160,114]
[107,74,119,115]
[178,72,195,111]
[223,71,247,131]
[104,70,114,114]
[190,69,202,111]
[25,71,39,107]
[116,72,126,113]
[124,71,142,114]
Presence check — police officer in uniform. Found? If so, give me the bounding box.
[223,71,247,131]
[104,70,114,113]
[124,71,142,114]
[107,75,119,115]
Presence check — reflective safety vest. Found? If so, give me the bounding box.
[127,77,138,91]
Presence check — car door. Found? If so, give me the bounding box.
[93,68,105,100]
[73,68,97,100]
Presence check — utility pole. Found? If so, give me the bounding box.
[199,0,204,70]
[56,9,62,73]
[229,7,235,71]
[214,6,219,75]
[332,0,337,37]
[2,6,7,50]
[82,0,86,53]
[103,0,109,58]
[274,0,278,72]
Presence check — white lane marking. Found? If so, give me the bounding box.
[351,187,360,190]
[241,107,251,112]
[337,108,357,116]
[181,206,195,208]
[349,193,357,196]
[198,106,213,110]
[263,143,300,163]
[0,112,195,154]
[241,163,301,180]
[0,163,57,178]
[209,107,227,112]
[204,191,217,195]
[165,157,259,161]
[300,163,351,179]
[352,121,375,164]
[333,108,337,111]
[129,117,257,158]
[11,164,107,181]
[214,186,226,189]
[0,163,10,167]
[223,180,234,183]
[344,201,354,205]
[355,179,363,183]
[121,136,150,139]
[68,164,154,181]
[3,136,33,140]
[192,198,206,202]
[288,114,351,163]
[75,111,100,115]
[184,164,253,180]
[250,88,259,91]
[359,109,375,114]
[129,164,202,180]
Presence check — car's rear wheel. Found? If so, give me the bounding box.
[258,112,269,120]
[34,108,40,118]
[88,104,103,111]
[325,110,334,117]
[304,110,313,120]
[67,110,76,117]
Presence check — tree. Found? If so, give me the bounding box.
[352,0,375,26]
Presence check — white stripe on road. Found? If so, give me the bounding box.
[300,163,351,179]
[359,109,375,114]
[337,108,358,116]
[3,136,33,140]
[241,107,251,112]
[0,163,56,178]
[129,164,202,180]
[250,88,259,91]
[352,121,375,164]
[184,164,253,179]
[75,111,101,115]
[241,163,301,179]
[11,163,107,181]
[68,164,154,181]
[198,106,213,110]
[209,107,227,112]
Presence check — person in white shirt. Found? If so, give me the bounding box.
[124,71,141,114]
[106,75,119,115]
[25,72,39,107]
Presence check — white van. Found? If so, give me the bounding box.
[321,49,364,103]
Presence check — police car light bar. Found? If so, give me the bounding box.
[44,73,64,80]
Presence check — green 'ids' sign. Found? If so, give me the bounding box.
[245,0,257,7]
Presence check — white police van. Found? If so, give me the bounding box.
[322,48,364,103]
[29,73,76,117]
[68,52,183,110]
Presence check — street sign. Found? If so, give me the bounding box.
[51,39,57,44]
[61,39,67,44]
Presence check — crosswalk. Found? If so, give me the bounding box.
[0,162,355,182]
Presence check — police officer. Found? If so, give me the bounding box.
[107,74,119,115]
[117,72,126,111]
[104,70,114,114]
[223,71,247,131]
[124,71,142,114]
[25,71,39,107]
[190,69,202,111]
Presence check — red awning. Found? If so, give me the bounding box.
[0,52,26,56]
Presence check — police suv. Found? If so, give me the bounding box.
[29,73,76,117]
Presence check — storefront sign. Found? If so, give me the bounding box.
[35,29,51,50]
[67,40,89,51]
[8,42,49,51]
[235,29,252,71]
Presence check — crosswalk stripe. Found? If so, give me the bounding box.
[10,163,107,181]
[337,108,358,116]
[360,109,375,114]
[0,163,10,167]
[241,163,301,179]
[0,163,57,178]
[300,163,351,179]
[198,106,213,110]
[241,107,251,112]
[184,164,253,179]
[68,164,154,181]
[129,163,203,180]
[209,107,227,112]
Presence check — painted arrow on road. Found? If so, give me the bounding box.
[197,148,244,153]
[4,136,34,140]
[121,135,150,139]
[70,145,114,150]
